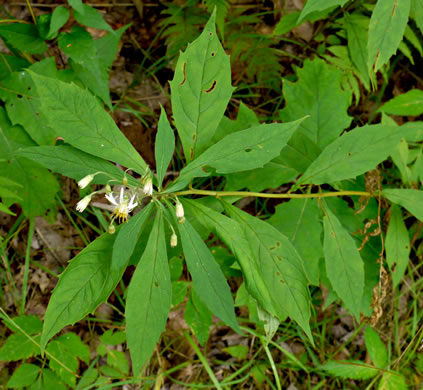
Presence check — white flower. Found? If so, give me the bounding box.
[78,174,94,189]
[170,233,178,247]
[143,177,153,196]
[175,202,184,219]
[105,188,138,223]
[76,195,92,212]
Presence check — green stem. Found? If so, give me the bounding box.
[172,188,374,199]
[20,217,34,315]
[183,330,223,390]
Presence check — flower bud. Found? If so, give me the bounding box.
[105,184,112,194]
[170,233,178,247]
[143,177,153,196]
[122,175,128,186]
[177,217,186,224]
[175,202,184,219]
[76,195,92,212]
[78,174,94,189]
[108,223,116,234]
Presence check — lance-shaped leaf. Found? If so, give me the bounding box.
[344,13,371,89]
[170,10,234,161]
[126,211,171,375]
[320,360,378,380]
[29,72,147,175]
[68,0,113,32]
[182,199,279,319]
[177,216,239,332]
[280,58,352,149]
[379,89,423,116]
[41,233,125,352]
[368,0,410,72]
[298,0,348,24]
[223,202,312,341]
[19,145,138,186]
[383,188,423,222]
[167,118,304,192]
[323,206,364,320]
[111,203,153,271]
[298,124,404,185]
[155,107,175,189]
[364,327,388,369]
[385,205,410,288]
[268,199,322,286]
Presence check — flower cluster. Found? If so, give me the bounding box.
[74,170,186,247]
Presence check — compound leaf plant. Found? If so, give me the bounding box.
[3,7,422,380]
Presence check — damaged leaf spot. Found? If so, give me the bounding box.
[211,52,215,57]
[245,148,253,153]
[204,80,217,93]
[180,62,187,86]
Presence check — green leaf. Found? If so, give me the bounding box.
[4,314,42,335]
[172,281,188,306]
[378,372,408,390]
[279,131,321,174]
[411,0,423,35]
[0,54,29,80]
[320,360,378,379]
[0,333,40,361]
[126,211,171,376]
[213,102,259,143]
[0,58,70,146]
[181,199,278,320]
[68,0,113,32]
[58,26,111,107]
[223,345,249,360]
[344,13,371,89]
[107,350,129,375]
[47,6,70,40]
[111,203,153,270]
[224,202,312,341]
[7,364,40,388]
[0,24,47,54]
[95,25,130,69]
[364,327,388,369]
[280,58,352,149]
[368,0,410,72]
[76,367,98,389]
[41,233,124,352]
[155,107,175,189]
[0,108,59,217]
[19,145,138,186]
[323,206,364,319]
[274,12,300,35]
[47,333,89,387]
[169,119,304,192]
[29,72,147,175]
[185,288,212,346]
[170,10,234,161]
[100,329,126,345]
[380,89,423,116]
[385,205,410,287]
[298,124,404,185]
[177,216,240,332]
[298,0,348,24]
[29,369,67,390]
[268,199,322,285]
[383,189,423,222]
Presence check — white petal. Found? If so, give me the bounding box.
[119,187,124,203]
[105,193,118,206]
